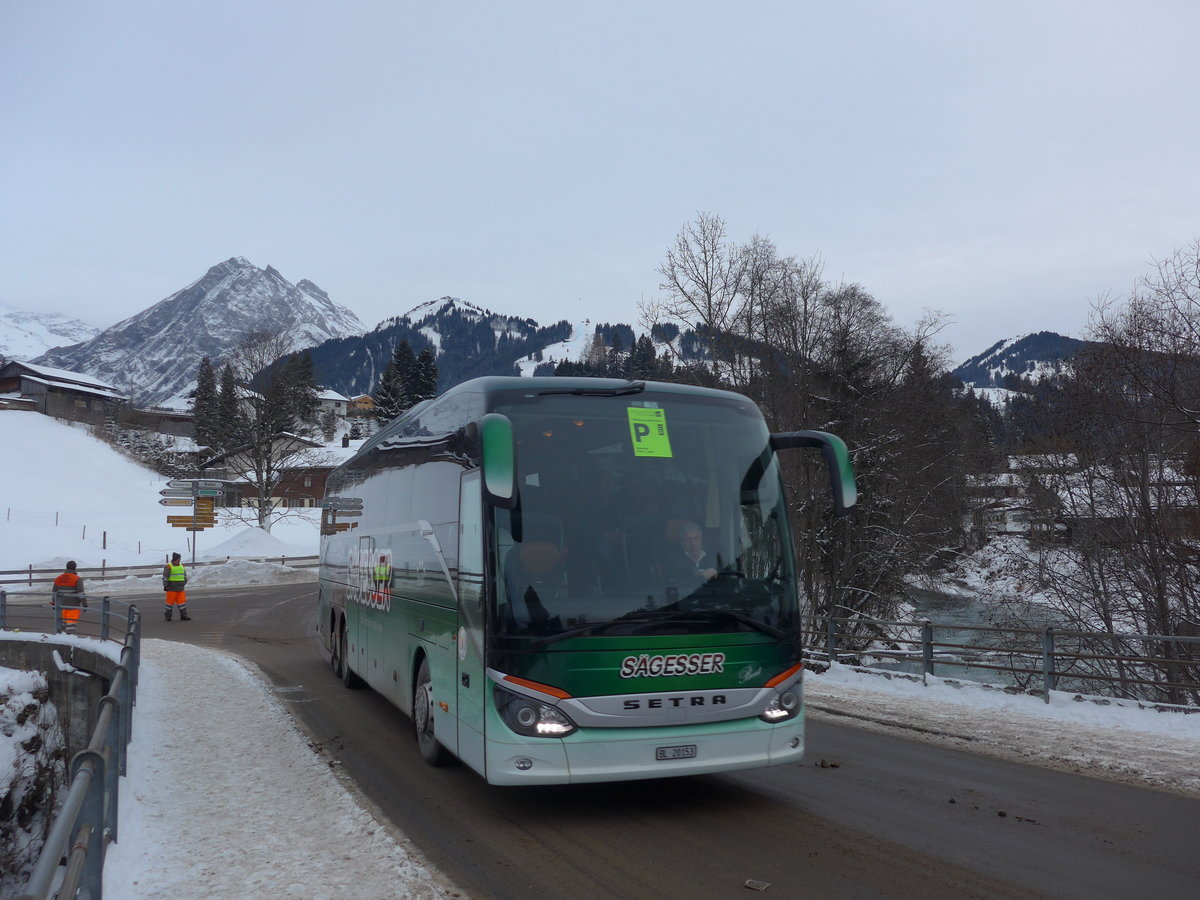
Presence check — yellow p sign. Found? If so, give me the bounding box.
[627,408,673,458]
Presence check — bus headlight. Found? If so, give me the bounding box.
[494,685,578,737]
[759,689,800,723]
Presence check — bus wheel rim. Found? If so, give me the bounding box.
[417,682,433,734]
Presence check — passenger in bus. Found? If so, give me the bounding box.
[660,520,718,589]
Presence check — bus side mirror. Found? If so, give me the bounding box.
[770,430,858,516]
[480,413,518,509]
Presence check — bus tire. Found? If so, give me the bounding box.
[414,657,450,766]
[340,628,363,689]
[330,618,343,678]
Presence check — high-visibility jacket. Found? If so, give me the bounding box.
[53,571,85,608]
[164,563,187,589]
[373,564,392,586]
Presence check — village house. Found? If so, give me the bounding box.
[347,393,375,416]
[0,360,126,427]
[316,388,350,417]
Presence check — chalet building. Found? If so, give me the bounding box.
[317,388,350,417]
[272,465,333,507]
[347,394,375,416]
[198,433,367,509]
[966,455,1076,543]
[0,360,126,427]
[968,453,1200,546]
[0,359,198,437]
[117,404,195,439]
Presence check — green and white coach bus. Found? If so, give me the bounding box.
[317,375,855,785]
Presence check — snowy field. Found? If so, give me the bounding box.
[3,410,1200,895]
[0,411,323,576]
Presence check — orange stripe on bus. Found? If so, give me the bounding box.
[503,675,572,699]
[765,661,803,688]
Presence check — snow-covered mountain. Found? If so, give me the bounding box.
[31,258,366,408]
[951,331,1090,389]
[305,296,573,396]
[0,305,99,364]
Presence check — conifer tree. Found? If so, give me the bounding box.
[191,356,220,449]
[392,340,418,410]
[412,347,439,402]
[372,360,403,424]
[287,350,321,426]
[217,362,242,451]
[628,334,659,380]
[372,340,416,423]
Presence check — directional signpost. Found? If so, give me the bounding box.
[168,479,226,490]
[162,479,230,563]
[321,497,362,535]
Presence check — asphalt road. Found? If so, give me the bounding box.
[136,582,1200,900]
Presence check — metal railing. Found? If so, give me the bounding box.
[1,592,141,900]
[0,555,319,589]
[806,616,1200,707]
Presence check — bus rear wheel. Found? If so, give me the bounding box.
[414,657,450,766]
[330,623,343,678]
[340,628,362,689]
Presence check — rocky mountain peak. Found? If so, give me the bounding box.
[31,259,366,408]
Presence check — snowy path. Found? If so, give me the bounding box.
[102,640,459,899]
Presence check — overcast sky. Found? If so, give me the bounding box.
[3,1,1198,363]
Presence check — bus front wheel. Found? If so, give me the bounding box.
[414,657,450,766]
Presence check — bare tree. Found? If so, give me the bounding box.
[202,330,325,532]
[645,212,750,383]
[643,213,968,634]
[1008,242,1200,702]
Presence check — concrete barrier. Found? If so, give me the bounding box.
[0,640,116,755]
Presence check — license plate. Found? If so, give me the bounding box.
[656,744,697,761]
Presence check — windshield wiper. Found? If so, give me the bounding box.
[536,381,645,397]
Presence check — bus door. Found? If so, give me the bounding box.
[352,534,376,681]
[456,470,487,773]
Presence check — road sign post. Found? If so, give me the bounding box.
[161,480,228,563]
[168,478,228,490]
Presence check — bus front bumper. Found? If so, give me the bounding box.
[485,715,804,785]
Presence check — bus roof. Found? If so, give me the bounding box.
[444,375,750,400]
[334,376,757,476]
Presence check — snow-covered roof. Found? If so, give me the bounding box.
[13,373,126,402]
[0,394,38,409]
[317,389,349,402]
[5,359,121,393]
[967,472,1023,487]
[1008,454,1078,471]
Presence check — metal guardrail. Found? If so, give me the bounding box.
[1,591,141,900]
[0,555,320,589]
[807,616,1200,707]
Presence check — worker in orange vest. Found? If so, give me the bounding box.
[52,560,88,634]
[162,552,191,621]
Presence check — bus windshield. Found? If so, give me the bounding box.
[490,388,798,645]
